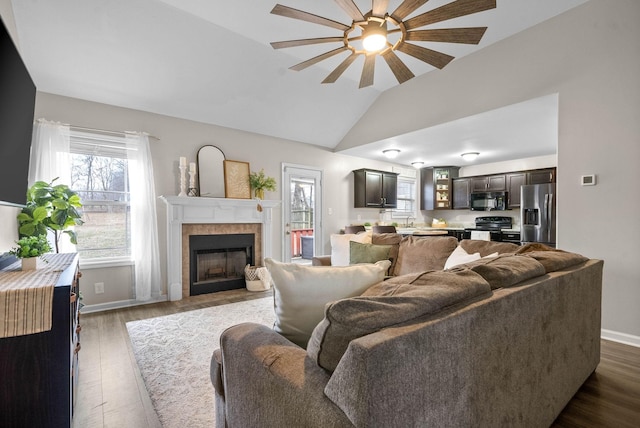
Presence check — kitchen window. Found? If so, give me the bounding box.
[391,167,417,221]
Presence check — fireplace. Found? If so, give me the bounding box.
[189,233,254,295]
[160,196,279,301]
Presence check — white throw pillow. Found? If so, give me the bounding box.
[264,257,390,348]
[330,231,372,266]
[444,245,481,270]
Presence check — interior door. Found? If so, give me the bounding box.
[282,164,323,263]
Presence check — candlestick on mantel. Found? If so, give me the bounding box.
[178,165,187,197]
[188,163,198,196]
[179,156,187,167]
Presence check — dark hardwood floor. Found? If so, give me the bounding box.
[73,289,640,427]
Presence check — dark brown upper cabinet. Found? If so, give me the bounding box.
[353,169,398,208]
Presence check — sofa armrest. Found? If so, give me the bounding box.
[312,255,332,266]
[216,322,352,427]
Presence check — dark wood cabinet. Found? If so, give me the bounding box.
[471,174,506,192]
[452,178,471,210]
[421,167,459,210]
[0,254,80,428]
[353,169,398,208]
[506,172,527,208]
[527,168,556,185]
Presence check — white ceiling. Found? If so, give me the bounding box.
[9,0,586,166]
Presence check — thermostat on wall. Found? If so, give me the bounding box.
[581,175,596,186]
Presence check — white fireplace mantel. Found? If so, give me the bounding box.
[160,196,280,301]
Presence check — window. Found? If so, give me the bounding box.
[69,131,131,261]
[391,167,417,221]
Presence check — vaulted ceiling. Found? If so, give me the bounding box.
[9,0,587,165]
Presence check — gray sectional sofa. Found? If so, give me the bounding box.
[211,241,603,427]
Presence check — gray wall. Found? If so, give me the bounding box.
[340,0,640,340]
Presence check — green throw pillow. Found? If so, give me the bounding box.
[350,241,392,265]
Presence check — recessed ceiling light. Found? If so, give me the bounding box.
[461,152,480,161]
[383,149,401,159]
[411,161,424,168]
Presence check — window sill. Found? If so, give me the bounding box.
[79,257,134,270]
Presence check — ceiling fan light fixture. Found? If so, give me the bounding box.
[362,21,388,53]
[383,149,400,159]
[461,152,480,161]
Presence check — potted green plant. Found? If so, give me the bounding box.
[249,169,276,199]
[17,178,83,253]
[9,235,52,270]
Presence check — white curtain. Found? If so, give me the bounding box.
[28,119,74,252]
[126,133,161,301]
[28,119,71,185]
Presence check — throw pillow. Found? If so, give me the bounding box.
[393,236,458,276]
[264,258,391,348]
[451,254,546,289]
[307,269,491,372]
[371,233,402,276]
[349,241,392,265]
[444,245,481,270]
[515,243,589,273]
[330,232,372,266]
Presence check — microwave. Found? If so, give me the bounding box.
[470,191,508,211]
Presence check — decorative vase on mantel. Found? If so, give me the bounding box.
[254,188,265,200]
[21,257,38,271]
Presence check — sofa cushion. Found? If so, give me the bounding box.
[349,241,392,265]
[330,232,372,266]
[515,243,589,272]
[372,233,402,275]
[307,269,491,372]
[264,258,391,348]
[393,236,458,276]
[459,239,520,257]
[453,254,546,289]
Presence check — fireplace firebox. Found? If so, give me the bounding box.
[189,234,254,295]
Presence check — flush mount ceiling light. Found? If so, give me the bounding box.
[411,161,424,168]
[270,0,496,88]
[461,152,480,161]
[383,149,401,159]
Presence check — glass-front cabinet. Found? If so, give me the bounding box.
[420,166,459,210]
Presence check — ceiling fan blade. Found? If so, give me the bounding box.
[405,27,487,44]
[322,53,360,84]
[396,42,454,69]
[381,50,415,84]
[271,37,344,49]
[290,47,349,71]
[359,54,376,88]
[372,0,390,18]
[333,0,365,22]
[271,4,350,31]
[404,0,496,31]
[391,0,430,21]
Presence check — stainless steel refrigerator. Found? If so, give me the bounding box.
[521,183,556,247]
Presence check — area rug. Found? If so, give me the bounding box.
[126,297,276,428]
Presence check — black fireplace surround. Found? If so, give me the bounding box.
[189,234,254,296]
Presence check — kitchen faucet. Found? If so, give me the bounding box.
[405,216,414,227]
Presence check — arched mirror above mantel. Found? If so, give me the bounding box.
[197,145,226,198]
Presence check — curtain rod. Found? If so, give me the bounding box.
[34,119,159,141]
[69,125,160,141]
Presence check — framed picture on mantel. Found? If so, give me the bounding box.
[223,160,251,199]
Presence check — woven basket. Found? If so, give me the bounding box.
[244,264,271,292]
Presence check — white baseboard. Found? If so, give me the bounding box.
[80,295,167,314]
[601,329,640,348]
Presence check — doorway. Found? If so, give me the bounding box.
[282,164,323,263]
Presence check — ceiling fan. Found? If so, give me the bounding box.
[270,0,497,88]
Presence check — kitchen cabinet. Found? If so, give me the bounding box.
[452,178,471,210]
[353,169,398,208]
[527,168,556,185]
[506,172,527,208]
[471,174,506,192]
[0,254,80,428]
[421,166,459,210]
